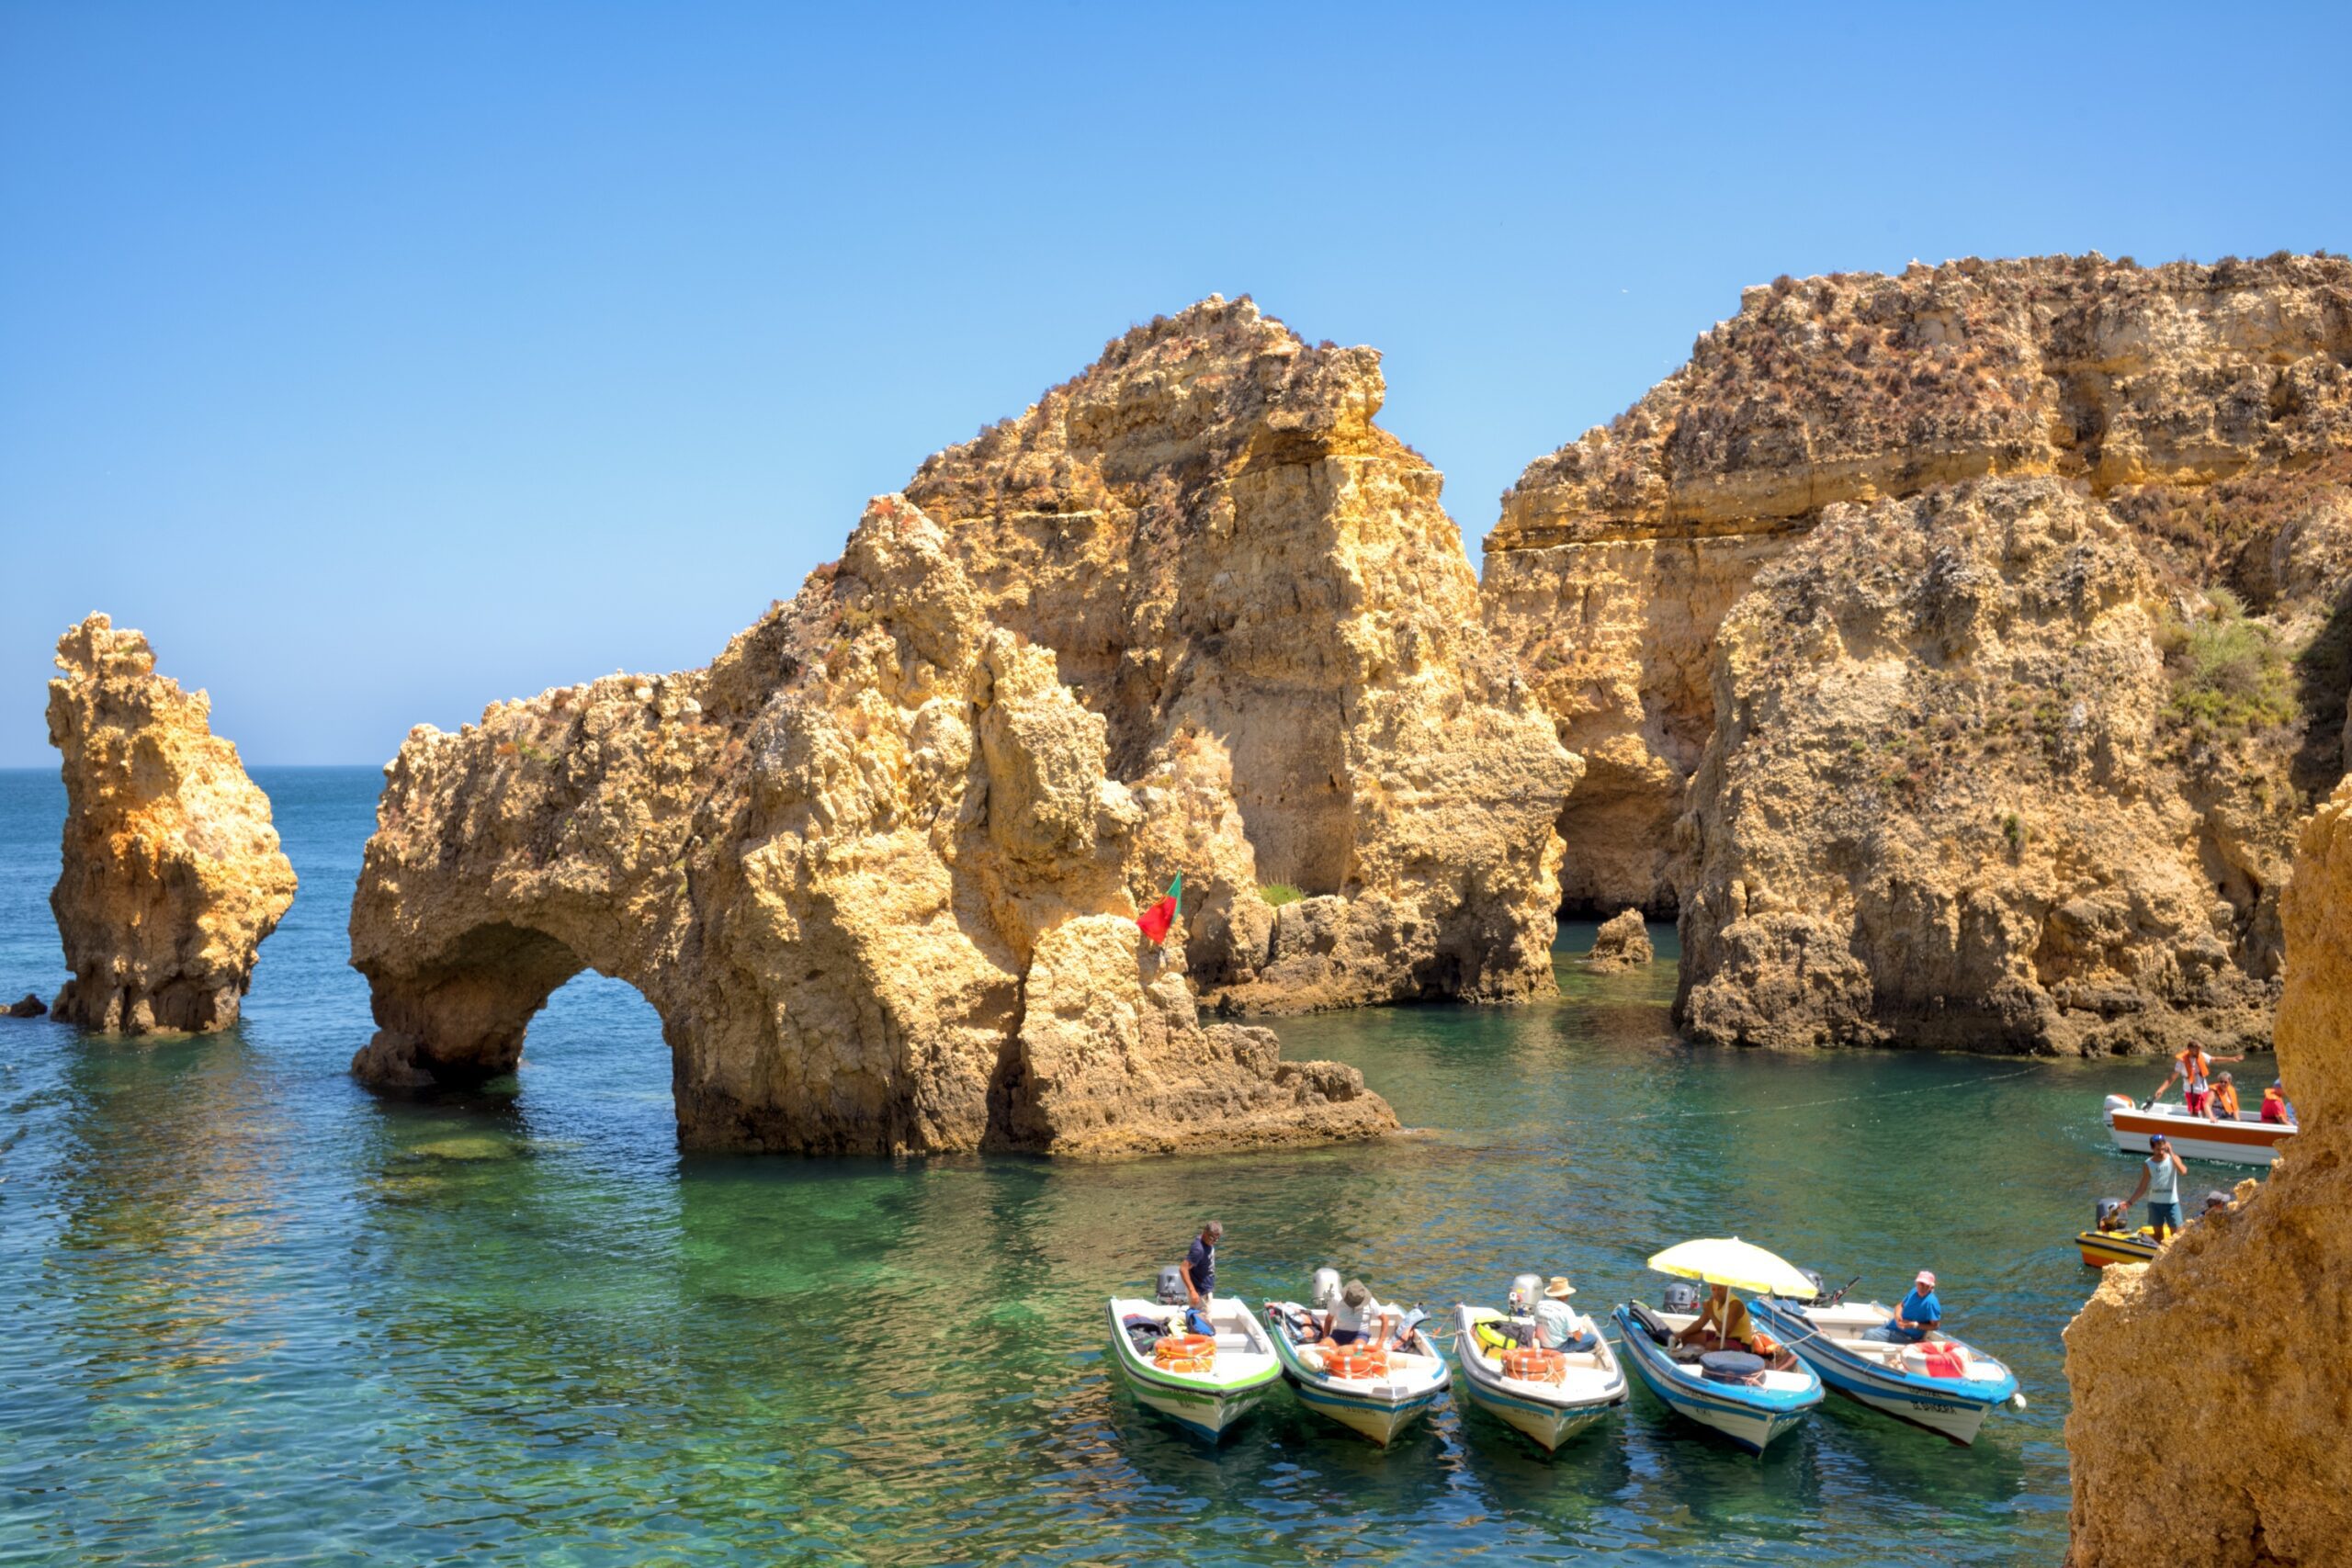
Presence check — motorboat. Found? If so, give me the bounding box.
[1747,1292,2021,1446]
[1611,1238,1824,1454]
[1262,1290,1450,1446]
[1107,1281,1281,1442]
[1449,1276,1625,1452]
[2103,1094,2293,1167]
[2075,1226,2165,1268]
[1612,1300,1823,1454]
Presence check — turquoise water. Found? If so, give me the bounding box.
[0,768,2237,1566]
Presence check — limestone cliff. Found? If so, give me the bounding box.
[2063,779,2352,1565]
[347,496,1396,1156]
[904,296,1581,1012]
[45,614,297,1033]
[1486,253,2352,1053]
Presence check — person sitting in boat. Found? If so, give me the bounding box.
[2154,1043,2244,1121]
[2261,1080,2296,1125]
[1863,1270,1942,1344]
[2201,1190,2232,1218]
[2125,1133,2188,1235]
[2094,1198,2131,1235]
[1532,1276,1600,1353]
[1674,1281,1800,1371]
[1325,1280,1393,1348]
[2211,1072,2242,1121]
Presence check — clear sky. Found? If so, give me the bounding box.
[4,2,2346,767]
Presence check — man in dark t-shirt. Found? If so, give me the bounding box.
[1184,1222,1223,1311]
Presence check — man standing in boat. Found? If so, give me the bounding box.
[1183,1221,1222,1325]
[2152,1042,2243,1121]
[2124,1133,2188,1235]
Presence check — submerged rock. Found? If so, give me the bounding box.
[2063,778,2352,1564]
[45,615,296,1034]
[1484,253,2352,1053]
[904,297,1581,1012]
[348,496,1396,1156]
[1586,908,1654,971]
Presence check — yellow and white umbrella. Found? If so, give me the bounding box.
[1645,1237,1818,1299]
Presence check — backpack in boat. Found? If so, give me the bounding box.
[1123,1314,1167,1355]
[1624,1303,1675,1347]
[1183,1306,1216,1337]
[1475,1318,1535,1356]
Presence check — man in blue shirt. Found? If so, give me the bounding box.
[1182,1222,1223,1332]
[1864,1269,1942,1343]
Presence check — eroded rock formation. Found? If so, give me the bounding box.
[46,614,297,1033]
[2063,778,2352,1565]
[1586,908,1653,971]
[1485,253,2352,1053]
[348,497,1396,1156]
[904,296,1581,1012]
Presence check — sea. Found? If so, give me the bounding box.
[0,766,2213,1566]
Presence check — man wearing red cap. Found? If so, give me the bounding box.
[1862,1269,1942,1344]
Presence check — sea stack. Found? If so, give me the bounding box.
[1587,908,1654,971]
[903,296,1582,1013]
[1484,253,2352,1054]
[46,614,297,1033]
[348,496,1397,1156]
[2062,775,2352,1564]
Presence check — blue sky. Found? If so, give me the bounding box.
[4,2,2346,766]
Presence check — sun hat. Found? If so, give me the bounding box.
[1341,1280,1371,1307]
[1915,1269,1937,1288]
[1544,1276,1576,1299]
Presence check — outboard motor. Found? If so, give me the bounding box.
[2094,1198,2125,1232]
[1781,1267,1827,1302]
[1508,1272,1544,1314]
[1661,1280,1708,1315]
[1310,1267,1342,1311]
[2103,1092,2136,1122]
[1155,1264,1187,1306]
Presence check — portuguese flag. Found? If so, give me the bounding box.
[1136,874,1182,946]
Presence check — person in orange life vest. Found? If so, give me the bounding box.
[2211,1072,2242,1121]
[2154,1043,2243,1121]
[2260,1080,2296,1125]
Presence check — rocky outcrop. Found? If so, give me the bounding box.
[2063,778,2352,1565]
[348,496,1396,1156]
[1485,254,2352,1053]
[904,297,1581,1012]
[1586,908,1653,971]
[44,615,296,1034]
[6,994,46,1019]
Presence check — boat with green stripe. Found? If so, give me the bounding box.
[1106,1295,1282,1442]
[1263,1299,1449,1446]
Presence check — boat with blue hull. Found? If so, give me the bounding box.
[1611,1303,1823,1454]
[1263,1301,1450,1446]
[1747,1297,2020,1446]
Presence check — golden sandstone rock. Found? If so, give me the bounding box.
[1484,253,2352,1054]
[1586,908,1654,971]
[2063,778,2352,1565]
[45,614,296,1033]
[347,497,1395,1156]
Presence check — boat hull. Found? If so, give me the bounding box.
[1451,1305,1625,1453]
[1265,1306,1451,1447]
[1107,1298,1282,1443]
[1611,1305,1820,1456]
[2104,1103,2290,1167]
[1748,1301,2018,1448]
[2075,1230,2163,1268]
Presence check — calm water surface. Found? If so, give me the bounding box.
[0,768,2231,1565]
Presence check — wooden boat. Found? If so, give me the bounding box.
[1747,1296,2020,1446]
[1106,1295,1281,1441]
[2075,1227,2165,1268]
[1610,1302,1821,1454]
[1449,1303,1624,1451]
[1262,1300,1450,1446]
[2103,1095,2293,1167]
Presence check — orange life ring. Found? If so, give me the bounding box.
[1152,1333,1216,1373]
[1502,1347,1567,1383]
[1326,1347,1390,1380]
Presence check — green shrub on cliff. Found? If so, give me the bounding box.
[1260,883,1306,907]
[2165,590,2295,739]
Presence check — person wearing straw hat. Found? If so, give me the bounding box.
[1532,1275,1598,1353]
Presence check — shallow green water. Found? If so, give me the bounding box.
[0,768,2245,1565]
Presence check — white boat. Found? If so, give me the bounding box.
[1106,1294,1282,1442]
[1611,1301,1822,1454]
[1451,1303,1625,1451]
[2103,1094,2293,1167]
[1747,1296,2021,1446]
[1263,1301,1450,1446]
